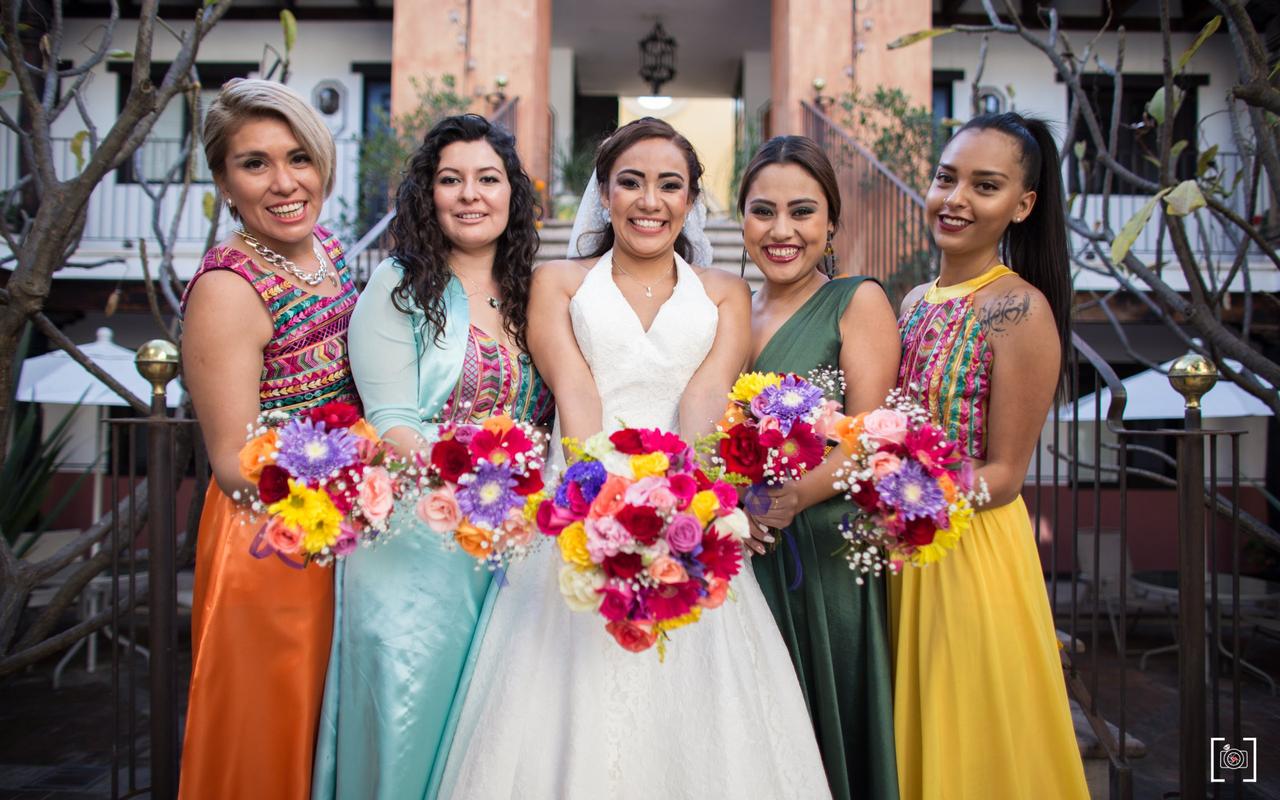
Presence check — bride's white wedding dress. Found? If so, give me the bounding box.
[438,251,832,800]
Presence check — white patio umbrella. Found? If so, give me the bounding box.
[1065,358,1274,420]
[16,327,179,409]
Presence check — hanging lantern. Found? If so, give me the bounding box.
[638,22,677,96]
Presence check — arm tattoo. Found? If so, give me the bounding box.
[977,291,1032,336]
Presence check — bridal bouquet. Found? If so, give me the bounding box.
[713,370,846,513]
[237,400,399,566]
[407,415,547,571]
[537,428,753,658]
[834,389,989,582]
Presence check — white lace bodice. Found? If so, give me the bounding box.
[568,249,717,433]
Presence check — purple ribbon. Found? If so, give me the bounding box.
[248,523,308,570]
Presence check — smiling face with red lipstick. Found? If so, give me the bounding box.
[600,136,694,262]
[741,162,834,286]
[217,116,326,262]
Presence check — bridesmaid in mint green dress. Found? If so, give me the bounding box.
[739,136,901,800]
[312,115,552,800]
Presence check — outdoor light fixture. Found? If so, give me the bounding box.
[638,22,676,96]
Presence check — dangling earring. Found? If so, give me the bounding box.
[226,198,235,210]
[739,246,749,278]
[823,233,837,277]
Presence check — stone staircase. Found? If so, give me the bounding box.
[537,217,766,287]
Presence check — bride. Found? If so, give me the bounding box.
[438,118,832,799]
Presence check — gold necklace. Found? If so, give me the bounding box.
[453,270,500,309]
[612,261,674,298]
[237,230,334,287]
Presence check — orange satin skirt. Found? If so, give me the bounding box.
[178,481,335,800]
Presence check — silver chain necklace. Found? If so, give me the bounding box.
[237,229,335,287]
[453,270,501,309]
[612,261,674,298]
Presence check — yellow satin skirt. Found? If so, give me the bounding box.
[892,497,1088,800]
[178,481,335,800]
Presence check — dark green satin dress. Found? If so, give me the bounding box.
[751,276,900,800]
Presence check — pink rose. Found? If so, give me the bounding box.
[647,555,689,584]
[665,513,704,554]
[358,466,394,525]
[625,477,678,512]
[585,515,631,561]
[868,451,903,481]
[710,481,738,516]
[265,518,303,554]
[416,485,463,533]
[750,393,771,418]
[756,414,782,435]
[863,408,909,447]
[498,509,535,551]
[332,522,359,557]
[812,400,846,440]
[667,473,698,509]
[599,585,634,622]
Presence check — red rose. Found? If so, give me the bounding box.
[513,469,544,496]
[323,465,364,513]
[849,480,880,512]
[258,464,290,504]
[304,401,361,430]
[430,439,473,484]
[697,530,743,578]
[692,468,714,492]
[615,504,663,545]
[605,619,658,653]
[609,429,647,454]
[639,429,687,455]
[719,423,768,482]
[599,587,635,621]
[602,551,644,580]
[902,515,937,548]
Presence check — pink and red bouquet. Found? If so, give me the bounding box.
[714,370,847,513]
[408,415,548,571]
[538,428,753,658]
[237,400,398,566]
[834,389,989,582]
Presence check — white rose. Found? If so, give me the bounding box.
[713,508,751,541]
[558,564,605,612]
[583,431,634,479]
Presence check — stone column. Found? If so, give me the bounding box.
[391,0,552,184]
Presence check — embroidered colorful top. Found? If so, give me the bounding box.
[180,225,359,413]
[441,324,555,426]
[897,264,1015,461]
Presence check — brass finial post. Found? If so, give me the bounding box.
[135,339,179,416]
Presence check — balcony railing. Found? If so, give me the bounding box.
[0,128,362,248]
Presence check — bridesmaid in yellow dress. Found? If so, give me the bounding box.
[893,112,1088,799]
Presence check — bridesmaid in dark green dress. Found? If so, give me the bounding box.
[738,136,901,800]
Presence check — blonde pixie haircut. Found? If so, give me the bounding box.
[203,78,337,203]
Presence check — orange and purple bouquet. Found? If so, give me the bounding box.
[834,389,989,582]
[408,415,548,571]
[537,428,752,658]
[237,400,398,566]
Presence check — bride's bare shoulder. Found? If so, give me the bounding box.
[532,258,597,296]
[690,265,749,304]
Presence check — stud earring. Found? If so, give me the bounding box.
[598,206,611,225]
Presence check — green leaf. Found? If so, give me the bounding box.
[70,130,89,171]
[280,10,298,54]
[1270,61,1280,81]
[108,49,133,59]
[1111,188,1169,265]
[202,191,217,222]
[1164,179,1206,216]
[1143,154,1162,168]
[1145,86,1184,125]
[1177,16,1221,73]
[887,28,954,49]
[1073,140,1087,160]
[1170,139,1189,160]
[0,69,9,90]
[1196,144,1219,177]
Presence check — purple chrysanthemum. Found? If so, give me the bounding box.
[275,418,358,481]
[458,461,521,529]
[555,460,607,506]
[757,375,824,433]
[876,460,947,520]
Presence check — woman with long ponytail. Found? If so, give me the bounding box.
[893,112,1088,799]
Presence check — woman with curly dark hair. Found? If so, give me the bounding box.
[311,114,552,800]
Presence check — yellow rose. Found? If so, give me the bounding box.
[728,372,782,403]
[629,452,670,480]
[689,490,720,525]
[557,521,593,568]
[238,429,279,483]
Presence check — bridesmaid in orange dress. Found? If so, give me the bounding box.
[178,78,358,800]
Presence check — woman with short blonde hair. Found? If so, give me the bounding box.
[178,77,357,800]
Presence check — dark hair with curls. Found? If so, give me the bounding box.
[736,135,841,277]
[955,112,1070,398]
[576,117,704,263]
[388,113,540,353]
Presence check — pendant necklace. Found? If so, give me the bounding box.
[613,261,674,298]
[237,229,335,287]
[454,270,500,309]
